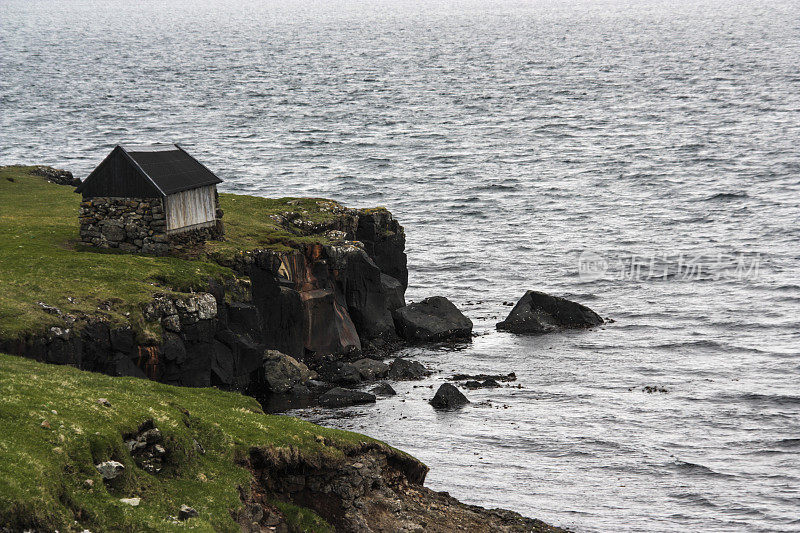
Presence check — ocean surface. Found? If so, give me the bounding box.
[2,0,799,530]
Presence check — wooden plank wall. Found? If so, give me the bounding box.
[165,185,216,232]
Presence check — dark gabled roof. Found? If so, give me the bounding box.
[76,144,222,197]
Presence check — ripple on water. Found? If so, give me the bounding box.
[3,0,800,531]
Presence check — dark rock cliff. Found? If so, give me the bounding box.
[1,204,408,394]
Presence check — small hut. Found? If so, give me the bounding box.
[76,144,224,254]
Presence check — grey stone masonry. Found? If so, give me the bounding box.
[79,192,224,255]
[80,197,171,254]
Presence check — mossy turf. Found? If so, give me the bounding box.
[0,166,373,341]
[0,352,398,531]
[208,195,341,258]
[0,166,235,341]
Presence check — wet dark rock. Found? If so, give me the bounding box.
[328,245,397,342]
[387,358,431,380]
[381,273,406,312]
[301,287,362,355]
[463,379,501,389]
[430,383,470,409]
[317,361,362,386]
[355,209,408,289]
[318,387,376,408]
[227,302,261,336]
[178,505,199,521]
[255,350,316,394]
[642,385,669,393]
[451,372,517,382]
[351,357,390,381]
[393,296,472,342]
[370,382,397,396]
[496,290,603,334]
[250,266,305,360]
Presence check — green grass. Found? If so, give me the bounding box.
[0,166,379,341]
[209,195,344,259]
[0,352,399,531]
[0,166,236,341]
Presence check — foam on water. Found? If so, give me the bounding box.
[2,0,799,531]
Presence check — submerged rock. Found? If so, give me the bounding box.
[463,379,501,389]
[387,358,431,380]
[393,296,472,342]
[318,387,377,408]
[430,383,470,409]
[451,372,517,382]
[496,290,603,335]
[370,382,397,396]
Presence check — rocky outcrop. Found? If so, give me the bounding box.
[351,358,390,381]
[430,383,470,409]
[248,442,564,533]
[3,197,412,401]
[232,206,408,363]
[32,165,81,186]
[393,296,473,342]
[496,290,604,334]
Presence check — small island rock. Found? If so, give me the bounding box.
[430,383,470,409]
[496,290,603,335]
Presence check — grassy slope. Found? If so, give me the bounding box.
[0,166,370,341]
[0,352,401,531]
[0,166,234,341]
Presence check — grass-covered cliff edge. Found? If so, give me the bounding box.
[0,166,566,532]
[0,165,376,342]
[0,353,564,532]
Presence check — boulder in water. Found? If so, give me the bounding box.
[496,290,603,335]
[393,296,472,342]
[370,382,397,396]
[430,383,469,409]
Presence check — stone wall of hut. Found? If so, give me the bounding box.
[79,193,224,255]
